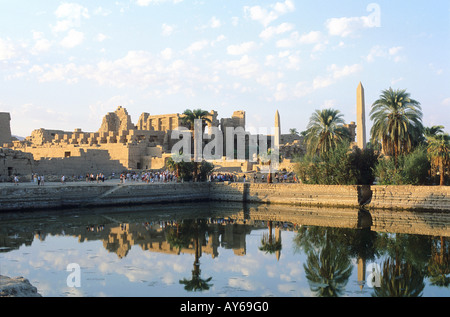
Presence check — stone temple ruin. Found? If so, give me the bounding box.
[0,107,307,181]
[1,82,366,182]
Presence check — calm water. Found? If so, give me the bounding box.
[0,202,449,297]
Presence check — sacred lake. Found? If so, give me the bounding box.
[1,201,449,297]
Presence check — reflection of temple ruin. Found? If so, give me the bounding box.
[103,221,255,259]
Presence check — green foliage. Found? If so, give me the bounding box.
[370,87,423,160]
[401,146,430,185]
[374,146,430,185]
[295,142,355,185]
[349,146,379,185]
[305,108,351,157]
[198,161,214,181]
[294,141,379,185]
[181,108,212,130]
[373,156,403,185]
[166,158,214,182]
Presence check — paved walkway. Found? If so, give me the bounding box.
[0,179,149,188]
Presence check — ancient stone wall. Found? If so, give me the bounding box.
[370,185,450,211]
[0,182,210,211]
[0,148,33,182]
[210,183,361,207]
[0,112,12,146]
[1,182,449,212]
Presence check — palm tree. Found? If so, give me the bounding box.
[181,109,212,131]
[289,128,299,135]
[305,108,351,157]
[181,109,212,181]
[426,132,450,185]
[424,125,445,138]
[370,88,423,164]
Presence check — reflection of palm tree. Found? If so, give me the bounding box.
[428,236,450,287]
[372,258,424,297]
[303,240,353,297]
[258,221,282,259]
[179,219,213,292]
[166,222,190,254]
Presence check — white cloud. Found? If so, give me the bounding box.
[96,33,108,42]
[276,31,323,48]
[33,50,217,97]
[136,0,183,6]
[211,34,226,46]
[31,31,52,54]
[328,63,362,79]
[224,55,260,79]
[273,0,295,14]
[0,37,16,60]
[93,6,112,16]
[299,31,323,44]
[209,16,221,28]
[53,3,89,33]
[185,40,209,54]
[244,0,295,27]
[160,48,173,60]
[388,46,403,56]
[442,97,450,106]
[259,22,294,40]
[390,77,404,85]
[227,41,257,55]
[325,15,373,37]
[39,63,79,83]
[313,76,334,89]
[60,29,85,48]
[265,51,301,71]
[161,23,175,36]
[366,45,405,63]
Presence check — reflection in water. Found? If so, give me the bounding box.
[0,202,449,297]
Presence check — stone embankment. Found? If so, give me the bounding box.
[0,181,449,212]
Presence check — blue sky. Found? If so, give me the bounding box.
[0,0,449,138]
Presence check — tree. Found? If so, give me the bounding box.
[370,88,423,165]
[424,125,445,138]
[426,133,450,186]
[289,128,299,135]
[304,108,351,157]
[181,109,212,131]
[181,109,212,181]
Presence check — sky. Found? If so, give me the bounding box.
[0,0,449,138]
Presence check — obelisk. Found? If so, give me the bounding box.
[356,82,366,150]
[274,110,281,150]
